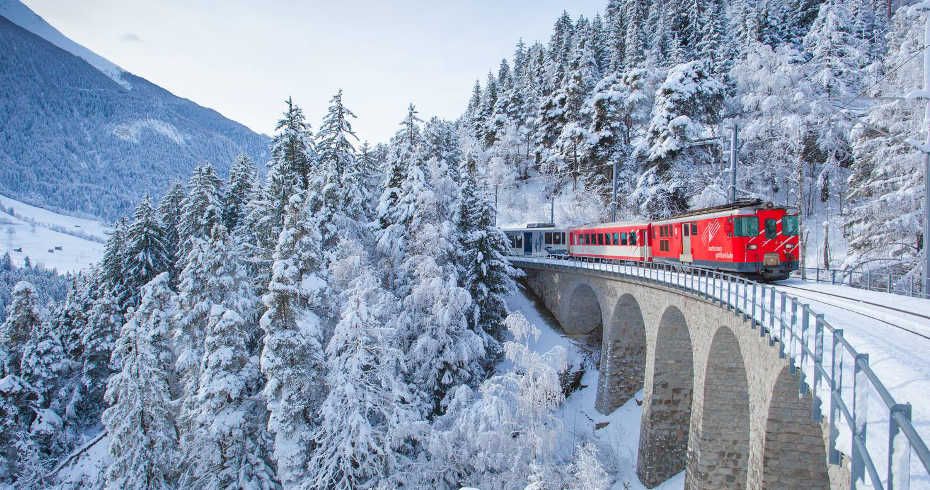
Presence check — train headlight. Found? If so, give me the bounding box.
[785,243,795,249]
[747,244,758,250]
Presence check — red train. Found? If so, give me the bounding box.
[505,200,799,280]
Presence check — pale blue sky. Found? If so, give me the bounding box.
[24,0,605,144]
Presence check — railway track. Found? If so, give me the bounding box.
[775,282,930,342]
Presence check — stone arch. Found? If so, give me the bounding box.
[688,326,751,489]
[561,283,602,340]
[761,367,829,489]
[637,306,693,488]
[596,293,647,413]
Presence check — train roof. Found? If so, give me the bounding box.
[570,200,787,230]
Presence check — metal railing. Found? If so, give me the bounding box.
[793,266,929,300]
[509,255,930,489]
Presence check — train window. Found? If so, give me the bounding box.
[764,219,777,239]
[544,232,552,245]
[597,233,603,245]
[515,235,522,249]
[733,217,759,237]
[554,233,562,245]
[782,216,799,236]
[683,224,690,236]
[621,232,628,245]
[659,240,669,252]
[630,232,638,246]
[691,223,698,235]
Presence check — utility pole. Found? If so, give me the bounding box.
[924,12,930,295]
[913,4,930,295]
[729,123,738,203]
[550,193,555,225]
[611,159,619,222]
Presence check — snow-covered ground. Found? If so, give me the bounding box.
[0,193,108,273]
[507,287,684,489]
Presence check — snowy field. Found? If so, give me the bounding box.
[507,287,684,489]
[0,194,108,273]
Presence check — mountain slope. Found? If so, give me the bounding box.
[0,9,269,220]
[0,0,129,88]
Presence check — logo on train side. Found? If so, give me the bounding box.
[702,220,720,245]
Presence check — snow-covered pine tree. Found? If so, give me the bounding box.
[122,196,170,305]
[177,228,276,489]
[157,182,186,284]
[0,282,42,377]
[74,280,120,431]
[314,90,365,250]
[100,217,128,299]
[803,0,865,99]
[398,157,486,416]
[633,60,724,217]
[457,168,516,353]
[0,282,43,483]
[103,273,178,490]
[18,313,67,469]
[844,4,925,278]
[308,256,414,489]
[259,191,328,487]
[267,98,316,238]
[424,312,569,488]
[224,154,257,233]
[236,183,279,287]
[178,164,225,265]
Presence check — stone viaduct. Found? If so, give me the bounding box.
[520,262,849,489]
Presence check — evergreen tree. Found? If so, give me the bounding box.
[457,169,516,351]
[103,273,178,490]
[100,217,128,296]
[844,5,925,278]
[633,60,725,217]
[267,98,316,234]
[0,282,42,377]
[157,182,186,283]
[178,164,224,264]
[314,90,364,250]
[123,196,170,304]
[178,229,276,489]
[259,192,328,487]
[308,258,414,489]
[224,154,257,232]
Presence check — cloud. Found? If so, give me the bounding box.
[119,33,142,43]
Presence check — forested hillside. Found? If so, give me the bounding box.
[0,0,927,488]
[0,11,269,221]
[461,0,925,280]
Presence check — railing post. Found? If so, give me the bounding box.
[851,353,870,488]
[888,272,893,293]
[832,269,837,284]
[751,283,758,329]
[769,287,776,341]
[887,403,912,490]
[727,276,733,311]
[829,330,844,465]
[867,269,872,291]
[742,279,749,320]
[800,304,810,394]
[779,293,787,357]
[789,298,798,371]
[813,314,825,421]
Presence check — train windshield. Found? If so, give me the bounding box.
[764,219,777,239]
[733,216,759,237]
[782,215,799,236]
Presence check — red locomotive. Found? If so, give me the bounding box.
[566,200,799,280]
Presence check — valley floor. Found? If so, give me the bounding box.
[0,193,107,273]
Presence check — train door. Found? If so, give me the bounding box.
[523,232,533,255]
[680,222,694,262]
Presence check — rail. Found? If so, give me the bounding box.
[509,255,930,489]
[793,266,929,300]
